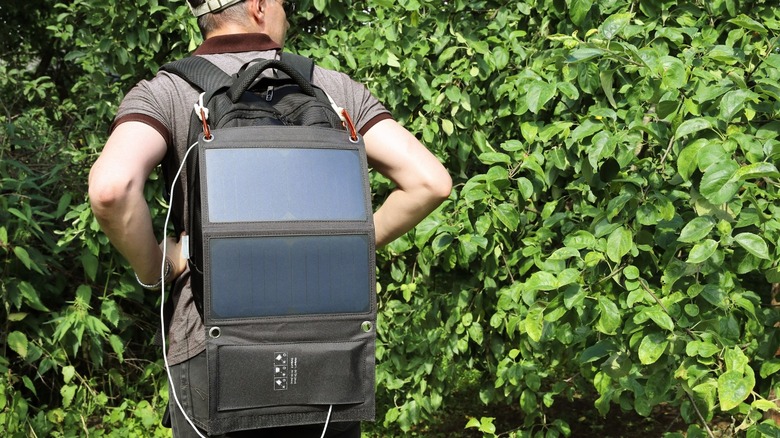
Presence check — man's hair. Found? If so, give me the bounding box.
[187,0,251,36]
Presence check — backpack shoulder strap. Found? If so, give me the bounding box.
[160,56,234,92]
[280,52,315,82]
[162,53,314,91]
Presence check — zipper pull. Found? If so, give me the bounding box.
[266,86,274,102]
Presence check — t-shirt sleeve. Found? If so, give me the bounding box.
[311,67,393,135]
[110,74,182,146]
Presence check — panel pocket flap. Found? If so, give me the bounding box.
[215,340,369,412]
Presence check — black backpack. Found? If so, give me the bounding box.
[158,54,377,433]
[160,53,349,319]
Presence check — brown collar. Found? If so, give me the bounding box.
[193,33,282,55]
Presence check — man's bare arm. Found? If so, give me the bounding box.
[363,119,452,247]
[88,122,185,284]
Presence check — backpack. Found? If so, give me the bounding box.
[158,54,377,434]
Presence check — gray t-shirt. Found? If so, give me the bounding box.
[113,34,391,365]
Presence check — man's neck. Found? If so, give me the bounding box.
[193,33,282,55]
[205,24,254,38]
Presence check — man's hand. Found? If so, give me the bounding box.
[162,233,189,280]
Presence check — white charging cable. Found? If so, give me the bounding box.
[160,141,207,438]
[320,404,333,438]
[159,140,335,438]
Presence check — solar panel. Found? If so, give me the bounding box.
[209,234,371,318]
[204,147,368,222]
[200,142,374,321]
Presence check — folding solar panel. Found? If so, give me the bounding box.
[195,126,376,432]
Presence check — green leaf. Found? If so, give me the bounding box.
[752,399,780,412]
[61,385,77,408]
[564,230,596,249]
[527,80,556,114]
[606,226,632,263]
[600,13,632,40]
[468,323,484,345]
[596,297,621,335]
[692,381,718,415]
[386,51,400,68]
[674,118,712,140]
[7,312,27,322]
[442,119,454,136]
[568,0,593,25]
[520,123,538,143]
[80,250,99,282]
[660,56,687,89]
[677,139,708,181]
[526,271,559,291]
[13,246,33,270]
[734,162,780,181]
[56,193,73,218]
[600,70,617,109]
[62,365,76,383]
[438,46,459,64]
[414,75,431,101]
[646,306,675,331]
[76,284,92,306]
[686,340,721,358]
[478,152,511,165]
[687,239,718,264]
[563,285,586,309]
[734,233,770,260]
[699,161,741,204]
[728,14,767,35]
[718,369,755,411]
[101,300,121,327]
[22,375,36,396]
[494,203,520,230]
[567,47,605,62]
[623,265,640,280]
[18,281,49,311]
[432,233,454,255]
[719,90,756,121]
[708,45,739,65]
[7,331,29,358]
[580,340,616,363]
[760,360,780,378]
[638,333,668,365]
[724,347,750,373]
[549,247,581,261]
[525,307,544,342]
[491,46,510,70]
[678,216,716,243]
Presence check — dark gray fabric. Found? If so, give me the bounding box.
[195,126,376,434]
[169,352,362,438]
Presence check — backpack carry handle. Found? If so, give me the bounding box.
[227,59,318,103]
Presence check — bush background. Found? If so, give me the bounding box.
[1,0,780,436]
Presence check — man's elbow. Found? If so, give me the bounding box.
[433,172,453,202]
[88,167,131,220]
[424,167,453,206]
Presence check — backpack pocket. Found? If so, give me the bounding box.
[205,318,376,434]
[214,339,371,411]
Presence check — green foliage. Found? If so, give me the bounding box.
[1,0,195,435]
[293,0,780,435]
[2,0,780,436]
